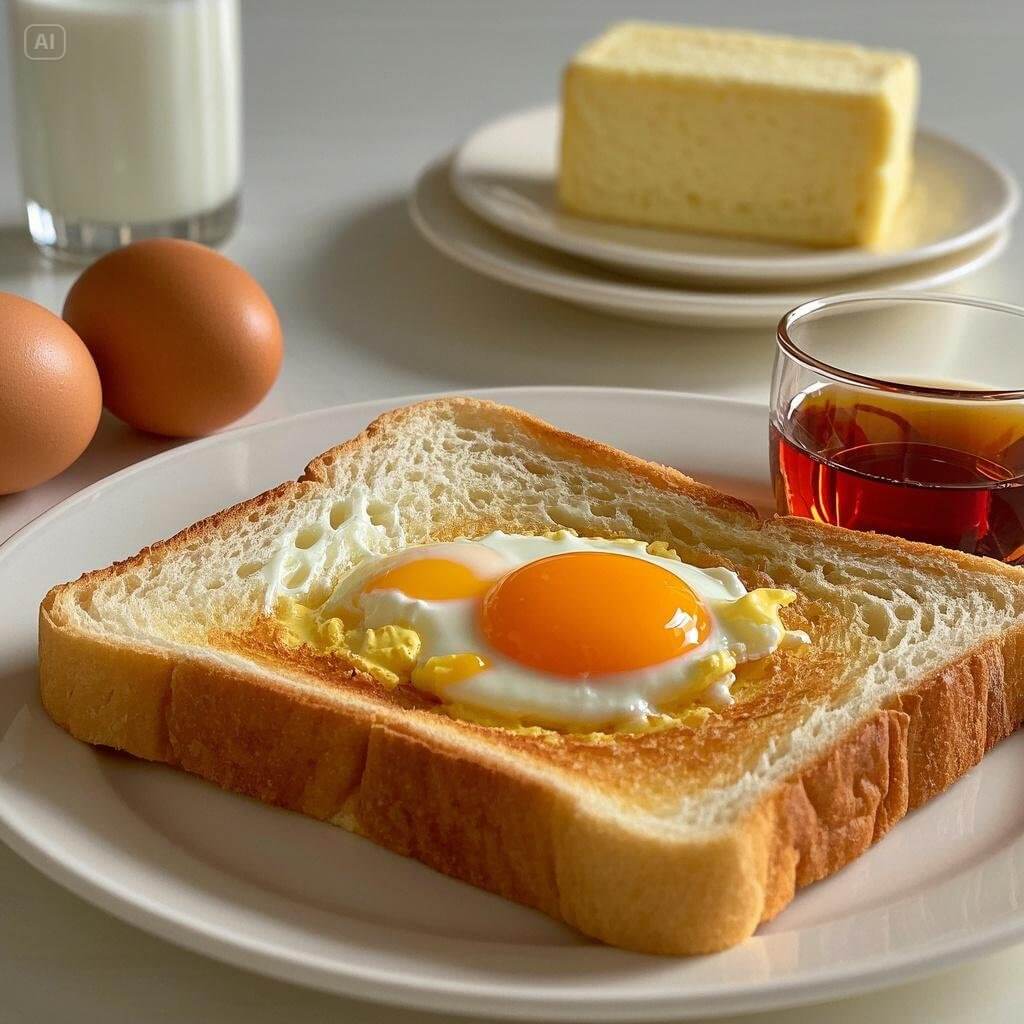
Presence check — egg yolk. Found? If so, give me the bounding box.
[479,551,710,677]
[365,557,490,601]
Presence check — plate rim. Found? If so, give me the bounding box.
[3,385,1024,1021]
[411,156,1009,325]
[451,103,1021,283]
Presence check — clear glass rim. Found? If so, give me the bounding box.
[777,290,1024,402]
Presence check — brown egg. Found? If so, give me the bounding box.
[0,293,102,495]
[63,239,283,438]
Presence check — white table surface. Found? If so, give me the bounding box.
[1,1,1023,1020]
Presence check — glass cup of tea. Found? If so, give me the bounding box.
[771,292,1024,564]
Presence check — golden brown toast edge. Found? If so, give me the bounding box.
[38,600,1024,953]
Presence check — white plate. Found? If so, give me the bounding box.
[413,158,1008,328]
[452,105,1019,285]
[2,387,1024,1021]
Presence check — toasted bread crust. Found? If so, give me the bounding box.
[37,398,1024,954]
[38,596,1024,954]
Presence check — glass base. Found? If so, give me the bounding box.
[26,193,240,262]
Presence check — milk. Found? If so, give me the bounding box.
[8,0,241,247]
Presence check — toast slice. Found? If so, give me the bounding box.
[39,398,1024,954]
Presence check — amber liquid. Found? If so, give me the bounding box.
[771,384,1024,563]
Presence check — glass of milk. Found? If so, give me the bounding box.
[8,0,241,260]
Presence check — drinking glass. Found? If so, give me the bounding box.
[8,0,241,260]
[770,292,1024,563]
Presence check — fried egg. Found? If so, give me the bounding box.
[273,528,810,732]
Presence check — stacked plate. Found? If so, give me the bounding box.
[410,105,1019,328]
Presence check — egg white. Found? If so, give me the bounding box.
[324,531,806,731]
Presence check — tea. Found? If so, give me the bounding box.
[770,383,1024,563]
